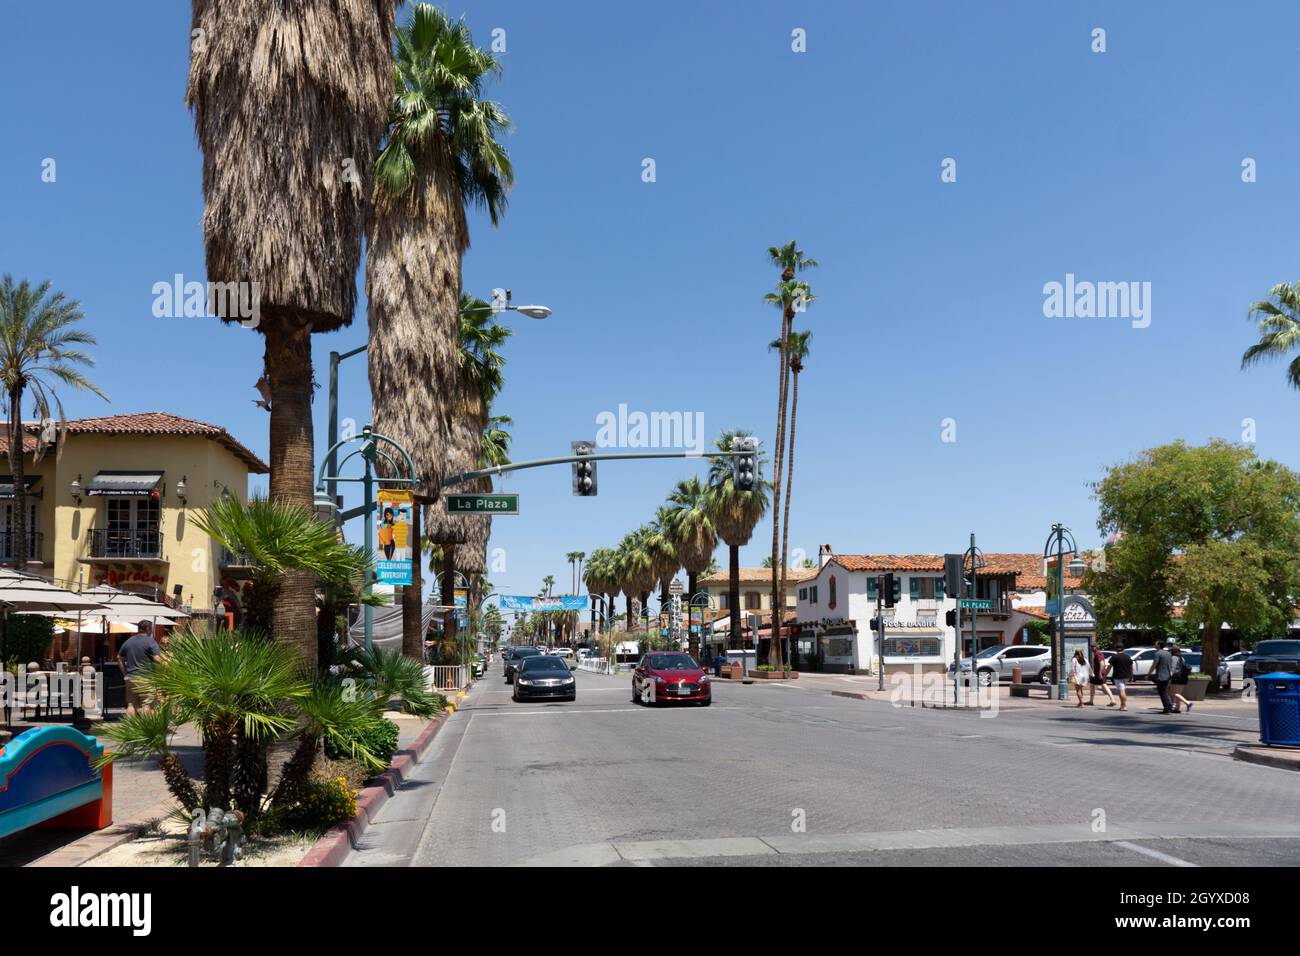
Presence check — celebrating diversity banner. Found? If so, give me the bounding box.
[375,489,413,586]
[499,595,588,612]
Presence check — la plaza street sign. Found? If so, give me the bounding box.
[444,493,519,515]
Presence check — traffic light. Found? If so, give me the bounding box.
[731,436,757,491]
[571,440,597,496]
[945,609,957,628]
[883,573,897,608]
[869,616,881,633]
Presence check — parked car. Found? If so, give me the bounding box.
[951,644,1053,685]
[1223,650,1251,687]
[1180,651,1231,690]
[504,646,543,684]
[1242,640,1300,691]
[1122,646,1158,680]
[512,654,577,702]
[632,652,712,705]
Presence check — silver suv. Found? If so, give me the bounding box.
[952,644,1053,685]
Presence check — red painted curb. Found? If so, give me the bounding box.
[298,713,448,867]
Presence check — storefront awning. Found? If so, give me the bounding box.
[86,471,163,497]
[0,475,40,499]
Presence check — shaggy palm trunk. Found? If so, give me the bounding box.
[6,386,26,569]
[264,317,319,671]
[160,752,201,813]
[728,543,741,648]
[402,504,425,661]
[777,366,801,670]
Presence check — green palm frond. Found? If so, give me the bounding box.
[348,646,442,717]
[1243,283,1300,389]
[295,680,388,771]
[98,700,181,766]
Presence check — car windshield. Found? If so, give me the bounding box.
[1182,653,1201,666]
[976,645,1007,659]
[647,653,697,670]
[1254,641,1300,657]
[513,648,542,658]
[520,657,570,673]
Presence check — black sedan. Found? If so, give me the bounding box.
[512,655,577,703]
[504,646,542,684]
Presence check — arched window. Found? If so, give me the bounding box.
[828,575,838,611]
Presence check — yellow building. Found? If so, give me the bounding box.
[0,412,267,612]
[697,566,817,613]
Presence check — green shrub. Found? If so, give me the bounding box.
[275,776,358,833]
[325,713,400,768]
[1,614,54,666]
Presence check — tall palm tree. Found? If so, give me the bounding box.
[646,506,682,609]
[0,277,106,568]
[615,527,655,633]
[771,329,811,640]
[187,0,397,669]
[542,575,555,598]
[1242,283,1300,387]
[566,551,585,595]
[368,4,512,665]
[706,429,770,645]
[763,241,816,667]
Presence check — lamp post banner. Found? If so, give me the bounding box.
[375,489,414,586]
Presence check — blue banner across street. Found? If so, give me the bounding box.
[499,595,588,612]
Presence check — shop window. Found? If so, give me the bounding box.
[744,592,761,610]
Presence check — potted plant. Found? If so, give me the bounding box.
[1183,673,1211,701]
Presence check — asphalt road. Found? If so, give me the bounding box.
[345,663,1300,867]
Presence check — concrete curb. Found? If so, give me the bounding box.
[1233,743,1300,771]
[28,796,180,868]
[298,711,449,868]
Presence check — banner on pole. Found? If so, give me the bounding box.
[375,489,413,586]
[499,595,588,612]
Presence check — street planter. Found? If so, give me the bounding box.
[748,669,798,680]
[1183,676,1211,701]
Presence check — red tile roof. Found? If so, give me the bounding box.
[0,413,268,473]
[825,552,1084,590]
[699,567,818,586]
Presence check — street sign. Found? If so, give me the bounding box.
[445,493,519,514]
[960,598,993,611]
[669,579,684,596]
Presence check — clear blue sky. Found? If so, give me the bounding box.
[3,1,1300,611]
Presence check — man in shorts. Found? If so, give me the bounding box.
[1108,646,1133,711]
[117,620,162,716]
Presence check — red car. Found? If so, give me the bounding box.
[632,652,712,706]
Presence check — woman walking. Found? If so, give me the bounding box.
[1169,645,1194,714]
[1068,648,1090,708]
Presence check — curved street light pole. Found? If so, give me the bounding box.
[1044,523,1080,701]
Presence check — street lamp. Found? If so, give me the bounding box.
[1044,523,1081,701]
[492,288,551,320]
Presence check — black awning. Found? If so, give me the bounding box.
[86,471,164,497]
[0,476,41,499]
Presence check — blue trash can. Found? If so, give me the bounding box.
[1256,673,1300,746]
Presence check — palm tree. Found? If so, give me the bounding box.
[707,429,769,645]
[542,575,555,599]
[615,528,655,633]
[666,477,718,656]
[1242,283,1300,387]
[481,411,513,468]
[186,0,397,670]
[566,550,585,596]
[0,277,106,568]
[583,547,618,636]
[763,241,817,667]
[193,496,383,638]
[368,4,512,667]
[771,329,811,645]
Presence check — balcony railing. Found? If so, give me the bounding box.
[88,528,164,560]
[219,547,255,568]
[0,531,42,562]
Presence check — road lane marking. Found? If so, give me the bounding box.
[1114,841,1198,867]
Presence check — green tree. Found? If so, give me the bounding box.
[1085,440,1300,687]
[0,277,106,568]
[1241,282,1300,388]
[707,429,769,646]
[770,329,811,632]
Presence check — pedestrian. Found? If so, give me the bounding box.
[116,620,162,717]
[1108,645,1133,711]
[1068,648,1090,707]
[1087,643,1117,707]
[1169,645,1194,714]
[1150,640,1175,714]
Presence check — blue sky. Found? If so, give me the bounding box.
[3,1,1300,612]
